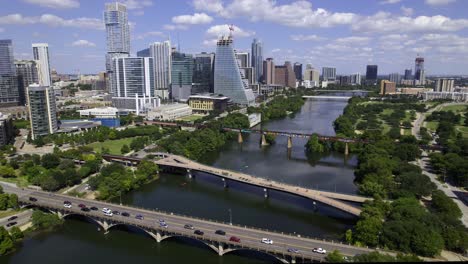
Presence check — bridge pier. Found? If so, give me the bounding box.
[237,131,243,144]
[344,142,349,156]
[155,231,162,243]
[291,257,296,264]
[222,178,228,188]
[263,188,269,198]
[287,136,292,149]
[261,134,269,146]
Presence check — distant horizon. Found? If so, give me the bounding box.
[2,0,468,75]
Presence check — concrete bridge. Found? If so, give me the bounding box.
[2,184,382,263]
[102,154,369,217]
[302,95,352,101]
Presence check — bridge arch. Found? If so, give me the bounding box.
[158,235,220,254]
[61,214,107,230]
[106,223,159,241]
[222,248,289,264]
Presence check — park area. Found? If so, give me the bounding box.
[87,138,133,155]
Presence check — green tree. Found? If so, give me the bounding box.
[305,134,325,154]
[354,216,382,247]
[430,190,462,220]
[41,153,60,169]
[0,194,9,210]
[0,226,14,255]
[7,194,18,209]
[9,226,23,241]
[121,144,130,154]
[31,211,63,229]
[0,166,16,178]
[325,250,345,263]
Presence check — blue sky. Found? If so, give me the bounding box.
[1,0,468,75]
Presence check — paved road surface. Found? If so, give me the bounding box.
[0,209,33,230]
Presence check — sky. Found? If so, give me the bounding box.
[1,0,468,75]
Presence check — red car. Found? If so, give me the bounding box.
[78,204,86,208]
[229,236,240,243]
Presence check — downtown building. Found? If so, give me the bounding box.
[192,52,214,94]
[365,65,378,84]
[294,62,302,82]
[435,79,455,92]
[0,39,19,107]
[32,43,52,87]
[214,35,255,106]
[322,67,336,82]
[15,60,39,105]
[0,112,14,146]
[262,58,275,85]
[389,73,401,84]
[150,41,172,100]
[350,73,361,85]
[274,61,296,88]
[251,38,263,83]
[104,2,130,92]
[111,57,158,114]
[171,51,193,101]
[27,84,57,139]
[414,56,425,85]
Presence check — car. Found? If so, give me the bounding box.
[158,219,165,223]
[29,197,37,202]
[184,224,194,230]
[78,203,86,208]
[160,222,168,228]
[104,211,113,217]
[135,214,144,220]
[261,238,273,245]
[288,248,299,253]
[229,236,240,243]
[194,230,204,236]
[112,210,120,215]
[215,230,226,236]
[81,207,90,212]
[7,216,17,221]
[63,201,71,205]
[90,206,98,211]
[64,203,72,208]
[6,222,17,227]
[121,212,130,217]
[102,208,111,213]
[313,248,327,254]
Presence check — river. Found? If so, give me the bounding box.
[2,99,358,264]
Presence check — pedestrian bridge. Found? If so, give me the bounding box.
[103,154,370,217]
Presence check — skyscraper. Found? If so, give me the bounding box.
[293,62,302,82]
[32,43,51,87]
[366,65,378,83]
[104,2,130,91]
[136,48,150,57]
[263,58,275,85]
[404,69,413,80]
[322,67,336,81]
[150,41,172,100]
[236,52,250,68]
[415,56,425,85]
[350,73,361,85]
[193,52,214,94]
[15,60,38,105]
[111,57,157,113]
[275,65,287,86]
[214,35,255,106]
[251,39,263,83]
[0,40,19,107]
[171,51,193,101]
[389,73,401,84]
[27,84,57,139]
[435,79,455,92]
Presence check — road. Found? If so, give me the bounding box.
[1,182,386,261]
[0,209,33,230]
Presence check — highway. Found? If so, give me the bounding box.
[1,183,382,262]
[0,209,33,230]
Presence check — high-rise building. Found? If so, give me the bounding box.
[414,56,424,82]
[214,35,255,106]
[435,79,455,92]
[111,57,157,113]
[380,80,396,95]
[136,48,150,57]
[404,69,413,80]
[366,65,378,83]
[104,2,130,91]
[293,62,302,82]
[339,75,350,85]
[304,66,320,82]
[193,52,214,94]
[0,112,14,146]
[0,40,19,107]
[274,62,296,88]
[389,73,401,84]
[263,58,275,85]
[275,65,286,86]
[27,84,57,139]
[285,61,296,88]
[350,73,361,85]
[240,67,254,85]
[171,51,193,101]
[15,60,38,105]
[251,39,263,83]
[150,41,172,100]
[322,67,336,81]
[236,52,250,68]
[32,43,51,87]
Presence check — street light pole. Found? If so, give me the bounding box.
[228,208,232,225]
[119,191,122,205]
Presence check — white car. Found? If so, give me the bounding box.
[102,208,111,214]
[103,211,113,217]
[63,203,72,208]
[313,248,327,254]
[261,238,273,245]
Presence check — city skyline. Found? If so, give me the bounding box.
[1,0,468,75]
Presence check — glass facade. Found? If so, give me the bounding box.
[150,41,172,99]
[251,38,263,83]
[193,53,214,94]
[171,51,193,100]
[27,85,57,139]
[15,60,39,105]
[0,40,19,107]
[104,3,130,54]
[214,36,255,106]
[32,43,51,87]
[112,57,154,98]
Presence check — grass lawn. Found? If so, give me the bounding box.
[0,209,23,219]
[426,121,438,131]
[0,176,30,187]
[176,114,204,122]
[87,138,134,155]
[456,126,468,138]
[440,104,467,113]
[404,129,412,136]
[381,108,394,116]
[12,119,30,129]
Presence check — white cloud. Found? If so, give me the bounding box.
[380,0,401,4]
[198,0,356,28]
[290,34,326,41]
[71,39,96,47]
[121,0,153,10]
[172,13,213,25]
[425,0,456,6]
[335,36,371,45]
[202,39,218,46]
[23,0,79,9]
[136,31,166,40]
[0,13,104,30]
[163,24,188,30]
[193,0,224,13]
[401,6,414,16]
[352,12,468,33]
[271,48,281,53]
[206,24,254,38]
